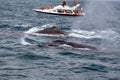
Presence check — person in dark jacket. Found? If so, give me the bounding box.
[62,0,67,7]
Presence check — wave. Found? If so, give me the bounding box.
[82,63,109,72]
[23,24,120,48]
[0,74,28,78]
[11,24,31,31]
[17,52,52,60]
[20,37,31,45]
[27,33,66,37]
[24,24,67,37]
[25,24,55,34]
[25,24,120,40]
[0,24,11,29]
[69,29,120,41]
[25,27,41,34]
[14,24,31,28]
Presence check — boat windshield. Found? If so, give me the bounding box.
[57,9,73,13]
[57,9,64,13]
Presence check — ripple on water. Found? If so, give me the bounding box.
[58,52,80,57]
[58,51,98,59]
[0,61,6,67]
[68,63,109,74]
[0,74,28,80]
[81,64,109,73]
[17,52,53,60]
[0,24,12,29]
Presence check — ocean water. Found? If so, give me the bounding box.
[0,0,120,80]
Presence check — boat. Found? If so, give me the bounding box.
[33,1,85,16]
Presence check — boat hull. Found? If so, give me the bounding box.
[33,9,85,16]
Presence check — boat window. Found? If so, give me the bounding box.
[65,10,73,13]
[57,9,64,13]
[53,10,56,12]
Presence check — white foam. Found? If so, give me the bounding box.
[25,27,42,34]
[20,38,31,45]
[69,33,101,39]
[24,24,56,34]
[69,29,101,39]
[58,44,72,48]
[14,24,31,27]
[28,33,66,37]
[97,29,120,40]
[77,48,92,50]
[69,29,120,41]
[72,29,95,35]
[24,24,67,37]
[41,24,56,28]
[24,24,120,43]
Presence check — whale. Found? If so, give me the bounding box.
[26,27,98,50]
[41,40,98,50]
[36,27,67,35]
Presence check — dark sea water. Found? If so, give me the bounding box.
[0,0,120,80]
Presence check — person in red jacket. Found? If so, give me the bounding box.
[73,0,78,5]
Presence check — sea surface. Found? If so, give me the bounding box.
[0,0,120,80]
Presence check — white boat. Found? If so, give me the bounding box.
[33,3,85,16]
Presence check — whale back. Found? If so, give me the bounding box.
[36,27,66,35]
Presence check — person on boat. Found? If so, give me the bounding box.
[62,0,67,7]
[73,0,78,5]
